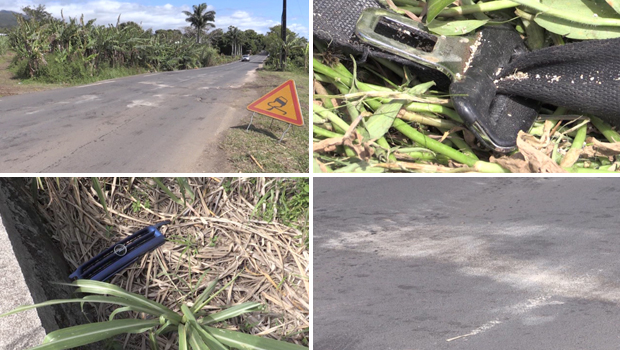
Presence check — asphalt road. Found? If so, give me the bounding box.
[0,54,267,172]
[314,178,620,350]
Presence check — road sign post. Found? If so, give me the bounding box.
[246,112,256,132]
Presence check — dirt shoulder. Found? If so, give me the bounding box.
[0,52,65,97]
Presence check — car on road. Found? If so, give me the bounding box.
[241,55,250,62]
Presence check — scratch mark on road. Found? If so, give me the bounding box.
[446,319,502,342]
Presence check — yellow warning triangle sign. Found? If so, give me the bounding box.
[247,80,304,126]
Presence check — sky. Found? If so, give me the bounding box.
[0,0,308,37]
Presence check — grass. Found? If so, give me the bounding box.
[30,177,309,349]
[222,69,309,173]
[251,178,309,248]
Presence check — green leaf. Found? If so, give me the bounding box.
[365,102,403,141]
[188,328,209,350]
[176,177,195,202]
[200,302,263,325]
[204,326,308,350]
[35,319,159,350]
[194,273,241,313]
[109,306,132,321]
[533,0,620,39]
[193,325,228,350]
[182,305,228,350]
[191,279,218,313]
[313,157,324,173]
[427,0,457,24]
[407,81,436,96]
[0,295,158,319]
[608,0,620,14]
[179,324,189,350]
[91,178,109,217]
[71,280,182,323]
[152,177,184,205]
[427,19,488,36]
[148,330,158,350]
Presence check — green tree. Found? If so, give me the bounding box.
[225,26,243,56]
[206,27,223,47]
[182,3,215,44]
[242,29,263,54]
[21,4,52,22]
[262,25,307,70]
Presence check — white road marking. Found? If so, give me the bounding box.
[75,80,115,88]
[127,100,158,108]
[75,95,99,104]
[139,82,171,88]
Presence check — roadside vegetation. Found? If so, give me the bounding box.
[313,0,620,173]
[6,5,228,84]
[2,4,308,87]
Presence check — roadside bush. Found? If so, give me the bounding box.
[8,11,229,82]
[0,36,8,56]
[198,46,218,67]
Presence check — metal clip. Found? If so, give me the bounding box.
[355,8,475,81]
[69,221,170,281]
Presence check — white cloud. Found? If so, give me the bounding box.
[216,10,278,34]
[0,0,308,36]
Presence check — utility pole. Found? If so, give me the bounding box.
[280,0,287,71]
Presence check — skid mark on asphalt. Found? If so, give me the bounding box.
[322,224,620,305]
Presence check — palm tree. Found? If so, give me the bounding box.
[182,3,215,44]
[227,26,242,56]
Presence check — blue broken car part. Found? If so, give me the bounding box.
[314,0,620,152]
[69,221,170,281]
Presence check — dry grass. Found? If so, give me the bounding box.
[31,177,309,349]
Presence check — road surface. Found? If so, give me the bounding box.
[0,54,267,172]
[314,178,620,350]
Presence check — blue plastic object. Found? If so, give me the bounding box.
[69,221,170,281]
